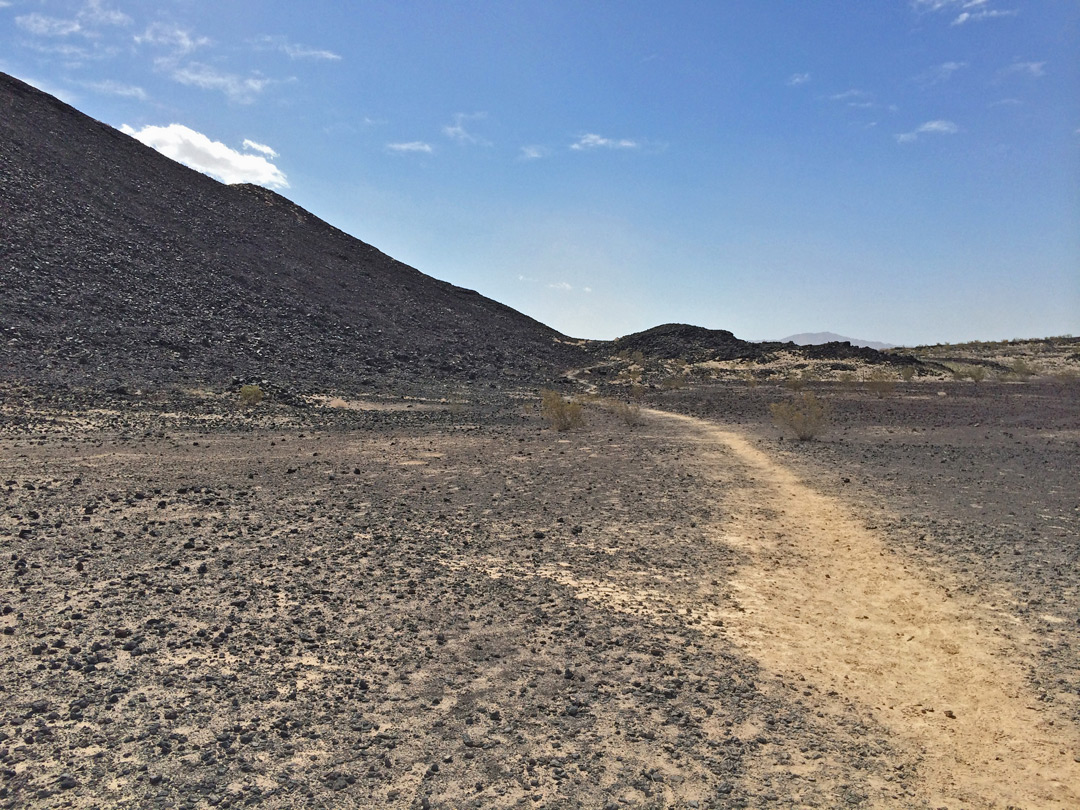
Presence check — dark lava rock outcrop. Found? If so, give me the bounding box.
[608,323,907,365]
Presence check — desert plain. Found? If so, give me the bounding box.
[2,353,1078,810]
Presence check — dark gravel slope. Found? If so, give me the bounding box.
[0,73,588,393]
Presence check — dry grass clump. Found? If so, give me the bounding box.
[540,389,584,431]
[770,392,830,441]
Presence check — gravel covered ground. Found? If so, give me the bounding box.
[1,380,1077,808]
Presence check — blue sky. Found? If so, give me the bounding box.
[2,0,1078,345]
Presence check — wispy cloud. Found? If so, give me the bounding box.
[16,13,82,37]
[169,63,276,103]
[518,145,550,161]
[443,112,490,146]
[570,133,640,151]
[242,139,278,158]
[136,23,209,55]
[829,89,872,102]
[952,8,1017,25]
[787,72,811,87]
[121,123,288,188]
[896,119,960,143]
[253,35,341,61]
[828,89,877,109]
[1000,60,1046,78]
[81,79,147,100]
[910,0,1018,26]
[917,61,968,85]
[78,0,131,27]
[386,141,433,154]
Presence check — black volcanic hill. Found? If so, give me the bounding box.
[0,72,589,394]
[611,323,896,364]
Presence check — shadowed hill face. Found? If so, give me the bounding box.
[610,323,897,365]
[0,73,588,393]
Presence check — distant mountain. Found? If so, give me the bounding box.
[780,332,894,351]
[0,72,588,393]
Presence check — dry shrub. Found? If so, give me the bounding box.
[865,368,896,397]
[770,392,830,441]
[965,365,987,383]
[540,389,584,431]
[608,400,646,427]
[660,374,686,390]
[900,365,916,382]
[238,384,264,406]
[1010,358,1038,378]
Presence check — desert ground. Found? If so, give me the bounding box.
[1,371,1078,809]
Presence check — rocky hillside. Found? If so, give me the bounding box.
[0,73,588,394]
[608,323,898,364]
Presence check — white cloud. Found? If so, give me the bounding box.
[16,13,82,37]
[169,63,275,103]
[242,139,278,158]
[386,141,433,154]
[254,35,341,61]
[1001,60,1046,78]
[443,112,489,146]
[82,79,147,100]
[896,119,960,143]
[571,133,640,150]
[787,72,811,86]
[121,123,288,188]
[549,282,573,291]
[136,23,209,55]
[518,145,550,161]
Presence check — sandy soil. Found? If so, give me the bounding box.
[1,382,1077,808]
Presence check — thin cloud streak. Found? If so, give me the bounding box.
[169,63,276,103]
[570,133,640,150]
[135,23,210,55]
[16,14,82,37]
[82,79,147,100]
[1000,60,1046,78]
[896,119,960,143]
[254,35,341,61]
[386,141,433,154]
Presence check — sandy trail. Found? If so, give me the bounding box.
[654,410,1080,809]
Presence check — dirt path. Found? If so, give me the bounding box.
[653,410,1080,809]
